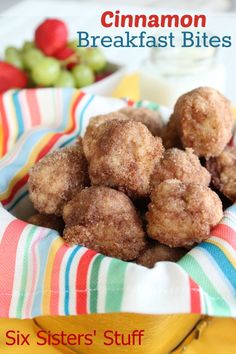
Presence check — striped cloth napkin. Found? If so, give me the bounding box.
[0,88,235,319]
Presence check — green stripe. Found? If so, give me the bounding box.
[105,259,128,312]
[179,254,231,316]
[135,100,160,111]
[89,254,104,313]
[146,102,160,110]
[135,100,143,108]
[15,226,37,317]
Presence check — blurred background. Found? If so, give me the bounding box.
[0,0,236,11]
[0,0,235,12]
[0,0,235,107]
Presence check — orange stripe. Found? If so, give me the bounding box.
[0,94,9,157]
[1,91,85,206]
[212,224,236,249]
[76,250,97,314]
[26,89,41,126]
[189,278,201,313]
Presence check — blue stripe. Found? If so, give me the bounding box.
[227,204,236,215]
[12,91,24,139]
[199,242,236,291]
[78,94,94,136]
[64,245,81,315]
[0,128,60,191]
[5,94,95,208]
[61,94,95,148]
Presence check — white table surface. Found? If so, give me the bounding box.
[0,0,235,104]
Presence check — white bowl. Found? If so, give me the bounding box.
[82,62,126,96]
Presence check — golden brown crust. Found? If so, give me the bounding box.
[83,112,127,161]
[87,119,164,198]
[146,179,223,247]
[63,186,146,260]
[119,107,163,136]
[28,139,89,216]
[161,114,182,149]
[151,148,211,189]
[135,240,186,268]
[28,214,64,234]
[206,145,236,201]
[174,87,233,158]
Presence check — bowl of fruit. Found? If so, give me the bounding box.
[0,18,124,95]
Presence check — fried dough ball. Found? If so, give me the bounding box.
[136,241,186,268]
[83,112,127,161]
[28,214,64,234]
[63,186,146,260]
[161,114,182,149]
[174,87,233,158]
[151,148,211,189]
[206,145,236,201]
[146,179,223,247]
[28,139,88,216]
[119,107,163,136]
[87,119,164,198]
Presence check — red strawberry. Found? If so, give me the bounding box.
[54,46,75,60]
[0,62,28,93]
[35,19,68,56]
[67,61,78,70]
[95,71,111,82]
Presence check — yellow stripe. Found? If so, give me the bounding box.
[206,239,236,268]
[42,237,64,315]
[0,90,81,201]
[68,90,81,131]
[0,133,54,201]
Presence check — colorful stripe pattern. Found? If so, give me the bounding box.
[0,88,235,319]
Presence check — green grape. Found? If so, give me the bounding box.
[72,64,95,88]
[85,48,107,72]
[22,41,35,52]
[4,47,24,69]
[68,40,87,59]
[68,40,78,51]
[32,57,60,86]
[54,70,75,87]
[5,46,19,57]
[23,48,44,70]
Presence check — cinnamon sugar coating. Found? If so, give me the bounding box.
[136,240,186,268]
[151,148,210,189]
[146,179,223,247]
[28,139,89,216]
[83,112,127,161]
[174,87,233,158]
[87,119,164,198]
[63,186,146,260]
[119,107,163,136]
[161,114,182,149]
[206,145,236,201]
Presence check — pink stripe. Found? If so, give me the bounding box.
[50,244,68,315]
[189,278,201,313]
[26,89,41,126]
[0,219,27,316]
[211,224,236,250]
[24,229,45,318]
